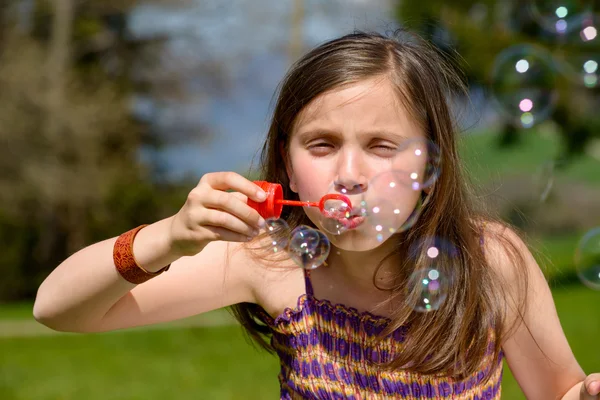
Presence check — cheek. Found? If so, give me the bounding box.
[291,159,331,200]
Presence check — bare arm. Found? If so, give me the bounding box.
[33,217,178,332]
[484,224,587,400]
[33,172,267,333]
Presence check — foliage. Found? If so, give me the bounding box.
[0,1,196,301]
[397,0,600,157]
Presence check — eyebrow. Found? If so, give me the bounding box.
[296,128,408,142]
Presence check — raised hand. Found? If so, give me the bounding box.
[169,172,267,257]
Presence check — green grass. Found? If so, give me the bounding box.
[501,285,600,399]
[0,302,34,320]
[459,129,600,186]
[460,130,600,283]
[1,284,598,399]
[0,325,281,400]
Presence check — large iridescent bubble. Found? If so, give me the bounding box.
[391,137,441,191]
[359,170,430,244]
[490,45,558,128]
[529,0,594,35]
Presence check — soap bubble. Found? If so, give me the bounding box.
[407,267,450,312]
[490,45,558,128]
[265,218,291,252]
[534,160,557,203]
[529,0,594,34]
[320,191,353,220]
[289,225,320,253]
[532,159,567,203]
[361,170,426,243]
[318,183,367,236]
[391,138,441,191]
[574,227,600,290]
[408,236,460,262]
[289,225,330,269]
[555,14,599,88]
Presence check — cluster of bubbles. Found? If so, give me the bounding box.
[491,2,598,128]
[264,137,442,268]
[264,219,331,270]
[318,138,441,245]
[575,227,600,290]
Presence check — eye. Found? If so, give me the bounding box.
[307,142,335,155]
[371,144,398,157]
[373,145,396,151]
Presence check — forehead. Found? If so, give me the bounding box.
[292,77,423,138]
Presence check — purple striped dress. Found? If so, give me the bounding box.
[258,269,504,399]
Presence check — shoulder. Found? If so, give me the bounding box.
[478,221,548,329]
[479,220,541,283]
[230,235,301,303]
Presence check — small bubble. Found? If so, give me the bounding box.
[574,227,600,290]
[289,226,330,270]
[408,268,449,312]
[265,218,291,252]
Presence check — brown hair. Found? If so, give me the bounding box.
[229,30,529,380]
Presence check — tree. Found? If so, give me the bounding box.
[0,0,195,301]
[396,0,600,159]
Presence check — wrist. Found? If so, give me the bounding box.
[131,217,182,273]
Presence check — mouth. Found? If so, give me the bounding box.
[338,215,366,230]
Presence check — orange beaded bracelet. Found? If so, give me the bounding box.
[113,225,170,284]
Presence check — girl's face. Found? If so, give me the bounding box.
[286,77,429,251]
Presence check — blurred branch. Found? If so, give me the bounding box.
[289,0,304,64]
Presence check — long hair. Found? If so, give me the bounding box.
[229,30,528,380]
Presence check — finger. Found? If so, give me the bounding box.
[229,191,248,202]
[200,208,260,237]
[203,190,265,228]
[584,376,600,396]
[201,172,267,203]
[202,225,256,243]
[580,380,600,400]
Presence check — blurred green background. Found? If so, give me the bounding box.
[1,0,599,399]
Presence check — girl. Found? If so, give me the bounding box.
[33,30,599,399]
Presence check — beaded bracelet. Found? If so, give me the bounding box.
[113,225,170,284]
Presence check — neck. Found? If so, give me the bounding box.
[326,237,401,290]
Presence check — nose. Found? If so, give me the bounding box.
[334,148,368,195]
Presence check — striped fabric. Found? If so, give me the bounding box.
[259,269,503,399]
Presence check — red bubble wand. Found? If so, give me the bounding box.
[248,181,352,219]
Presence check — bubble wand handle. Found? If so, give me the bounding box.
[277,199,319,207]
[248,181,352,219]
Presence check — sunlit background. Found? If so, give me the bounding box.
[0,0,599,399]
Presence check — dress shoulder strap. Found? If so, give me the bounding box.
[303,269,314,297]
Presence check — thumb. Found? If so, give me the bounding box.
[581,375,600,399]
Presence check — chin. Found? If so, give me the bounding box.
[325,228,393,252]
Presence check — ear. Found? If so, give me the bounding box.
[280,142,298,193]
